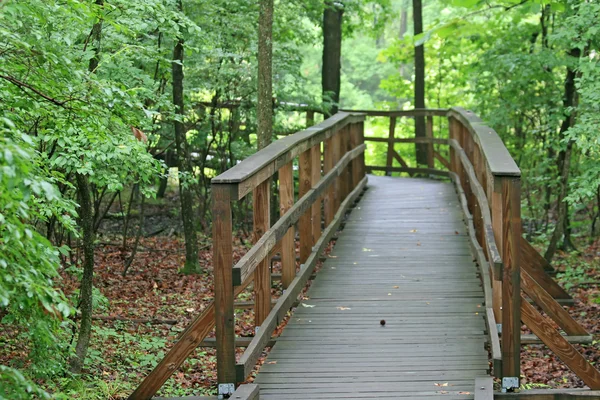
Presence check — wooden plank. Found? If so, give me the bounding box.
[311,144,321,245]
[392,150,411,170]
[433,151,451,170]
[521,269,587,336]
[426,115,434,168]
[521,237,571,301]
[521,298,600,389]
[231,384,260,400]
[474,377,493,400]
[496,388,600,399]
[501,177,521,381]
[350,123,360,189]
[492,179,503,323]
[279,162,295,289]
[364,136,448,145]
[340,108,448,117]
[235,177,368,382]
[386,117,396,176]
[231,144,365,285]
[253,179,271,327]
[448,107,520,177]
[365,166,449,177]
[212,185,236,386]
[323,137,334,226]
[298,148,312,264]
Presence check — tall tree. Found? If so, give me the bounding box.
[322,0,344,116]
[412,0,427,165]
[257,0,274,150]
[172,0,200,274]
[70,0,103,374]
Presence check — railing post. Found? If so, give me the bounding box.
[332,130,341,212]
[350,123,360,188]
[501,176,521,390]
[213,185,236,395]
[279,162,295,289]
[253,179,271,327]
[311,144,322,244]
[358,121,365,180]
[385,117,396,176]
[426,116,434,169]
[299,148,312,264]
[323,137,335,226]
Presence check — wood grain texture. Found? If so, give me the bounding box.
[426,115,434,168]
[279,163,295,289]
[310,144,321,245]
[253,179,271,326]
[323,137,334,226]
[521,298,600,389]
[521,238,571,301]
[231,383,260,400]
[521,269,587,336]
[298,149,312,264]
[386,117,397,176]
[501,177,521,381]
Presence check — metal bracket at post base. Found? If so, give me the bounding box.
[218,383,235,399]
[501,377,519,392]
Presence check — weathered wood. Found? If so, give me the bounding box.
[323,137,334,226]
[311,144,321,244]
[501,177,521,381]
[364,136,448,144]
[392,150,411,171]
[433,151,451,170]
[212,112,365,200]
[520,334,593,345]
[426,116,434,168]
[474,377,493,400]
[496,388,600,399]
[448,139,502,273]
[279,162,295,289]
[385,117,397,176]
[521,298,600,389]
[521,237,571,301]
[365,166,449,177]
[491,178,504,323]
[236,177,368,382]
[231,144,365,286]
[199,337,277,348]
[298,148,312,264]
[253,179,271,327]
[231,384,260,400]
[340,108,448,117]
[521,269,587,336]
[350,123,361,189]
[447,107,520,177]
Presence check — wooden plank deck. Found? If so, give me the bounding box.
[254,175,490,399]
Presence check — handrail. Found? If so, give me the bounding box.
[212,111,364,200]
[340,108,448,117]
[448,107,520,177]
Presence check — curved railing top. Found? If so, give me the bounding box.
[212,111,365,200]
[448,107,520,178]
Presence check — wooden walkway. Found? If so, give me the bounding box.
[254,175,489,399]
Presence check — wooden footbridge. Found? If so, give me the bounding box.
[131,109,600,400]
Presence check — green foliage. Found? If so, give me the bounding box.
[0,119,73,398]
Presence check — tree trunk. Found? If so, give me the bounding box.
[412,0,427,165]
[544,48,580,262]
[172,1,200,274]
[70,0,103,373]
[322,1,343,116]
[257,0,274,151]
[70,174,95,373]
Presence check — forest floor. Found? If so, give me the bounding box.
[1,191,599,399]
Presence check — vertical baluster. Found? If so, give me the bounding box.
[311,144,321,244]
[386,117,397,176]
[279,162,295,289]
[213,185,235,388]
[253,179,271,327]
[299,149,312,264]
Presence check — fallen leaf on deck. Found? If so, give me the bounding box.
[328,255,338,258]
[301,303,316,308]
[434,382,449,387]
[458,392,471,395]
[336,306,351,310]
[268,361,277,364]
[410,229,417,233]
[393,285,399,289]
[362,248,372,252]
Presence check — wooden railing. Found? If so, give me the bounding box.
[360,107,599,391]
[211,111,367,397]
